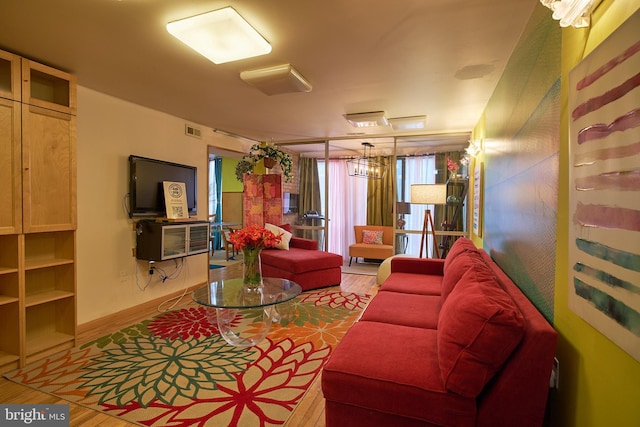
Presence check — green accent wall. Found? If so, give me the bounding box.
[481,4,560,322]
[472,1,640,425]
[221,158,243,192]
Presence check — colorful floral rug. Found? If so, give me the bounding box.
[5,287,370,426]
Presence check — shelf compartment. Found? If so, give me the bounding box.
[25,264,74,305]
[0,235,18,270]
[0,302,20,373]
[25,298,75,360]
[0,276,18,306]
[0,295,19,306]
[24,231,75,269]
[25,290,74,308]
[25,258,74,270]
[0,267,19,275]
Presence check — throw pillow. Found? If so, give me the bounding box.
[362,229,384,245]
[265,223,292,250]
[437,267,525,398]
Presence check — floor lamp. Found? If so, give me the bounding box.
[410,184,447,258]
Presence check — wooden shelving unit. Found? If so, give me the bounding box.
[0,49,77,374]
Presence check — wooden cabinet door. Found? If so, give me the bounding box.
[0,50,21,101]
[21,104,76,232]
[21,59,76,115]
[0,98,21,234]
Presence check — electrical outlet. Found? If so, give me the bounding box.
[550,357,559,389]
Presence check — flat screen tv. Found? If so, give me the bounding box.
[129,155,198,218]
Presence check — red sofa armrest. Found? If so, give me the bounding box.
[391,257,445,276]
[290,237,318,250]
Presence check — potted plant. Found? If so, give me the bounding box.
[235,143,293,182]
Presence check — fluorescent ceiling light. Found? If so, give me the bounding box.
[388,115,427,131]
[539,0,601,28]
[345,111,388,128]
[167,7,271,64]
[240,64,312,95]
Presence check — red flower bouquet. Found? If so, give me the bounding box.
[229,224,282,250]
[229,225,282,287]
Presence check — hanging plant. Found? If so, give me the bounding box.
[235,159,254,182]
[235,143,293,182]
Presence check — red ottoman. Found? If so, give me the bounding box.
[260,243,342,291]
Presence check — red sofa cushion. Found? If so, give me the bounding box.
[441,250,488,302]
[261,262,341,291]
[379,271,442,295]
[443,237,478,273]
[391,257,445,276]
[438,266,526,398]
[322,321,476,426]
[278,223,292,232]
[360,291,441,329]
[260,247,342,273]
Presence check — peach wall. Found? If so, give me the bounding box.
[75,86,241,324]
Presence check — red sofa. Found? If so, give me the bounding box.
[260,224,343,291]
[322,238,557,427]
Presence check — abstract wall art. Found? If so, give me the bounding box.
[568,10,640,362]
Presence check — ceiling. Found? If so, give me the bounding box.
[0,0,538,157]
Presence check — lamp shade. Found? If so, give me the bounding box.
[396,201,411,215]
[410,184,447,205]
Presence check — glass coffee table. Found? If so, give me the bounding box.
[192,277,302,347]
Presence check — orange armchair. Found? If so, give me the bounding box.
[348,225,394,266]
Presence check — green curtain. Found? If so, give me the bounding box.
[366,156,395,226]
[298,157,322,240]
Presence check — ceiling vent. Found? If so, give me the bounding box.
[185,124,201,138]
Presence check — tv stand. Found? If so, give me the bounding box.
[136,220,209,261]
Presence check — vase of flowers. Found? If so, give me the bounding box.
[447,157,461,180]
[229,224,282,288]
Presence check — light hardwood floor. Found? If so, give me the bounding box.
[0,262,378,427]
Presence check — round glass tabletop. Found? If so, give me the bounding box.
[192,277,302,309]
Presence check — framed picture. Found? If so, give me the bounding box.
[567,10,640,361]
[473,160,483,237]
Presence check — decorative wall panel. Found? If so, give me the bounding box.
[243,174,282,227]
[568,10,640,362]
[482,6,560,322]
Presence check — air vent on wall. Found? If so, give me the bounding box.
[185,124,201,138]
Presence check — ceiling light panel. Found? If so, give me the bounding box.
[388,115,427,131]
[345,111,388,128]
[167,7,271,64]
[240,64,312,95]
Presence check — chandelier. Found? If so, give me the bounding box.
[346,142,387,180]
